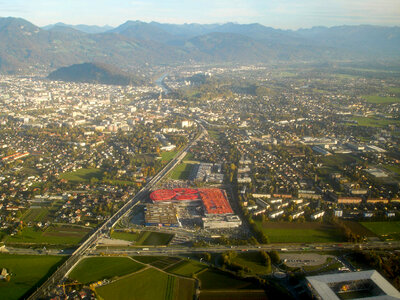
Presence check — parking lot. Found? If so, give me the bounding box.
[280,253,333,267]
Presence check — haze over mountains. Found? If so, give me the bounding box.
[0,17,399,74]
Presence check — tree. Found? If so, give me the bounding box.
[260,251,271,268]
[269,251,280,264]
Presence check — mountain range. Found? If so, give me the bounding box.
[0,17,399,74]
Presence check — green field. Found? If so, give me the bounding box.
[136,231,174,246]
[111,231,140,242]
[183,152,195,162]
[232,252,271,275]
[151,257,181,270]
[389,87,400,94]
[96,267,195,300]
[5,225,90,245]
[364,95,400,104]
[320,154,358,170]
[342,220,376,237]
[169,162,195,180]
[161,150,178,163]
[349,116,400,128]
[361,221,400,240]
[256,221,345,243]
[60,168,104,182]
[69,257,144,284]
[165,260,208,277]
[198,269,258,290]
[131,256,166,264]
[22,208,50,223]
[199,291,268,300]
[0,254,64,300]
[384,165,400,177]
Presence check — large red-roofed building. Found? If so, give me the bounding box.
[149,188,233,215]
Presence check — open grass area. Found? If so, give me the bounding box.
[131,256,166,264]
[320,154,359,170]
[342,220,376,237]
[161,150,178,163]
[183,152,195,162]
[349,116,400,128]
[360,221,400,240]
[103,179,136,186]
[96,267,195,300]
[198,269,259,290]
[199,291,268,300]
[389,87,400,94]
[0,254,64,300]
[5,224,90,245]
[256,221,345,243]
[232,252,271,275]
[60,168,103,182]
[364,95,400,104]
[165,259,208,277]
[136,231,174,246]
[110,230,140,242]
[150,257,182,270]
[384,165,400,177]
[169,162,195,180]
[22,207,50,223]
[69,257,144,284]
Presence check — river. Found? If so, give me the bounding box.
[155,73,169,94]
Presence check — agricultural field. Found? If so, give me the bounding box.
[256,221,345,243]
[147,257,182,270]
[69,257,144,284]
[341,220,376,238]
[360,221,400,240]
[136,231,174,246]
[22,207,50,223]
[169,162,195,180]
[131,256,166,264]
[165,259,208,277]
[60,168,104,182]
[110,230,140,242]
[198,269,259,290]
[95,267,195,300]
[5,224,90,245]
[232,252,271,275]
[0,254,64,300]
[199,291,268,300]
[363,95,400,104]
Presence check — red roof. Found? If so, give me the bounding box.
[150,188,233,215]
[198,188,233,215]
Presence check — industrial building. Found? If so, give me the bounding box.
[306,270,400,300]
[144,204,180,227]
[149,188,241,229]
[202,215,242,229]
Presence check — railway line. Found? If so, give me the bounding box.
[27,123,206,299]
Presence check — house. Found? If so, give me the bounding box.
[0,268,8,280]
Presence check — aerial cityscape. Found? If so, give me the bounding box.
[0,1,400,300]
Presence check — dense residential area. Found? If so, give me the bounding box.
[0,61,399,299]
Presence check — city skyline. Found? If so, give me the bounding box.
[0,0,399,29]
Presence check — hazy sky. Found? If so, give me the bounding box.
[0,0,399,29]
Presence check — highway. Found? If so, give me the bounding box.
[89,241,400,256]
[27,124,206,300]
